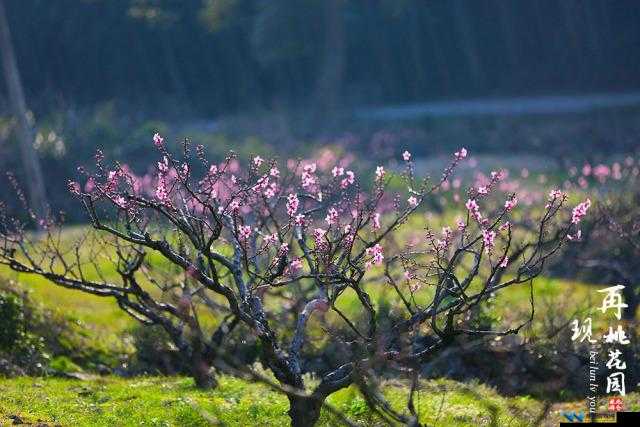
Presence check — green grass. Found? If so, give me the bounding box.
[1,269,134,357]
[2,225,631,426]
[4,375,633,426]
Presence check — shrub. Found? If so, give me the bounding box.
[128,324,189,376]
[0,287,48,375]
[556,157,640,320]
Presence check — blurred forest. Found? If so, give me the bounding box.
[2,0,640,220]
[3,0,640,115]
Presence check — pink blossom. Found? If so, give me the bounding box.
[270,167,280,178]
[68,180,81,195]
[437,226,452,250]
[340,170,355,189]
[365,243,384,268]
[264,182,277,199]
[466,198,482,222]
[253,156,264,167]
[103,170,119,194]
[372,212,381,230]
[156,177,170,205]
[294,214,305,226]
[499,221,511,232]
[490,170,504,181]
[407,196,418,207]
[289,258,303,274]
[229,199,241,212]
[263,233,278,245]
[325,207,339,225]
[114,196,127,209]
[482,229,496,253]
[571,199,591,224]
[313,228,327,250]
[344,230,359,247]
[316,148,337,171]
[153,133,164,148]
[286,193,299,217]
[179,163,189,180]
[477,186,488,195]
[456,217,466,231]
[85,177,95,193]
[278,243,289,256]
[593,164,610,182]
[504,196,518,211]
[255,175,270,190]
[332,166,344,177]
[578,177,588,189]
[157,157,169,173]
[499,256,509,268]
[548,189,565,201]
[304,162,317,173]
[454,147,468,160]
[95,149,104,164]
[375,166,385,181]
[301,163,317,188]
[402,150,411,162]
[238,225,252,240]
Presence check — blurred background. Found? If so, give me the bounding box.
[1,0,640,216]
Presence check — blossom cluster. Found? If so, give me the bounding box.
[571,199,591,224]
[65,133,580,293]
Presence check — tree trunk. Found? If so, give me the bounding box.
[0,0,48,219]
[191,362,217,389]
[190,342,217,389]
[287,395,323,427]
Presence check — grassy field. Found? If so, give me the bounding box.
[0,222,624,426]
[2,375,637,426]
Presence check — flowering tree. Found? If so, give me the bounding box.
[561,157,639,320]
[0,135,588,426]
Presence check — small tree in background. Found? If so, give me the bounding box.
[561,159,640,320]
[0,135,587,426]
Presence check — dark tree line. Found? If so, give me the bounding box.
[2,0,640,115]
